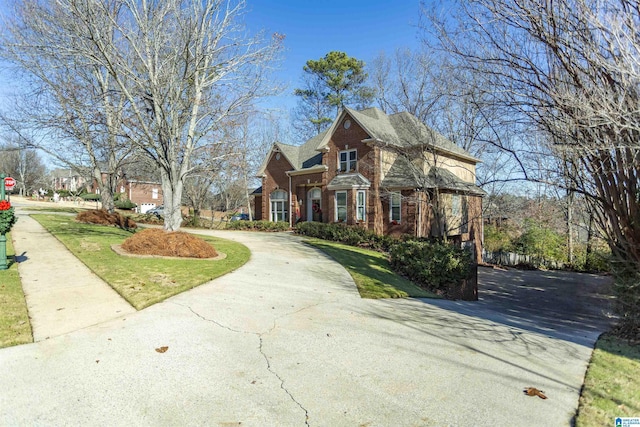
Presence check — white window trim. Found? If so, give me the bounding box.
[390,192,401,223]
[356,190,366,222]
[338,149,357,173]
[335,191,347,222]
[270,190,288,222]
[451,194,461,217]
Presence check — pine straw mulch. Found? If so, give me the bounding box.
[76,209,137,229]
[120,228,218,258]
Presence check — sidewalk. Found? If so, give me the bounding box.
[11,208,135,341]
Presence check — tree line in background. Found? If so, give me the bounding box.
[483,193,610,272]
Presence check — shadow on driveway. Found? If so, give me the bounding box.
[364,267,616,348]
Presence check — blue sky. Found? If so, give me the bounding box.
[0,1,425,116]
[244,0,424,111]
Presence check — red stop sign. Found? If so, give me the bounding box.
[4,177,16,190]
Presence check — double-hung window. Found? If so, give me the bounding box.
[336,191,347,222]
[339,149,357,173]
[356,190,366,221]
[390,192,401,223]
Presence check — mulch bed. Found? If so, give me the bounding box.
[121,228,218,258]
[76,209,137,229]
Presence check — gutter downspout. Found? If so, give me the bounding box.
[289,173,293,228]
[417,190,422,238]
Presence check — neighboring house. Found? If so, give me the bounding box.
[51,169,90,193]
[51,168,163,212]
[255,107,486,261]
[91,174,163,211]
[122,179,163,212]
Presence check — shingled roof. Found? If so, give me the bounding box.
[381,156,486,195]
[317,107,480,163]
[257,107,481,177]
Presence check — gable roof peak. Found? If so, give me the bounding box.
[351,106,385,120]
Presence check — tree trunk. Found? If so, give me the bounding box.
[567,190,574,266]
[92,166,116,213]
[585,212,594,270]
[160,171,184,232]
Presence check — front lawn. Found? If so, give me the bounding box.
[33,214,250,309]
[0,233,33,348]
[305,238,438,299]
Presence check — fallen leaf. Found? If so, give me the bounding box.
[155,346,169,353]
[523,387,547,399]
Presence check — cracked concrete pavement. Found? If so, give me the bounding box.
[0,211,614,426]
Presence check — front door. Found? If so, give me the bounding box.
[311,198,322,222]
[308,188,322,222]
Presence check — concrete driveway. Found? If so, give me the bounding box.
[0,229,614,426]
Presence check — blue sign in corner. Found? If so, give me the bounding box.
[616,417,640,427]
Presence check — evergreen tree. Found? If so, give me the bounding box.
[293,51,373,138]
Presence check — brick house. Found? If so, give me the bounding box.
[51,168,163,211]
[121,180,163,211]
[51,169,90,193]
[255,107,486,261]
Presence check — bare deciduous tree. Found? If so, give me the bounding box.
[425,0,640,336]
[1,0,135,212]
[0,139,47,197]
[2,0,282,229]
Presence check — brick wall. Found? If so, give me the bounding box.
[261,152,294,222]
[323,117,377,226]
[126,181,163,207]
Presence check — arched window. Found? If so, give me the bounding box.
[309,188,321,200]
[270,190,288,222]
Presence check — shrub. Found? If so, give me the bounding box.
[295,222,473,297]
[389,240,471,294]
[81,193,101,201]
[483,223,515,253]
[226,220,290,232]
[115,199,137,210]
[295,222,396,251]
[513,219,566,262]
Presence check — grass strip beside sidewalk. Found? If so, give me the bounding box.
[33,214,250,310]
[0,233,33,348]
[304,238,438,299]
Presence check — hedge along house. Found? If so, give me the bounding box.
[255,107,486,262]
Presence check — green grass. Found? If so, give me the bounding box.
[0,233,33,348]
[575,334,640,426]
[304,238,438,299]
[33,214,250,310]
